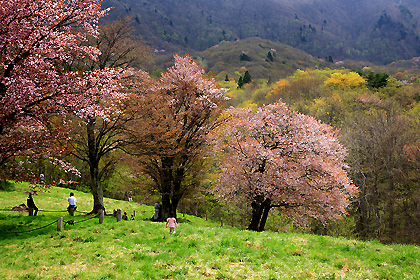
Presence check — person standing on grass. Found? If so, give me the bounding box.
[166,212,178,234]
[154,202,160,221]
[27,192,38,216]
[67,192,77,211]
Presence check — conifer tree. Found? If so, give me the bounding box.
[238,76,244,88]
[267,51,274,62]
[243,71,252,84]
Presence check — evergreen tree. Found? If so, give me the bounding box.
[326,55,334,63]
[366,71,389,88]
[240,53,251,61]
[243,71,252,84]
[237,76,244,88]
[266,51,274,62]
[355,70,389,89]
[225,74,229,81]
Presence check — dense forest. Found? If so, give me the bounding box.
[101,0,420,64]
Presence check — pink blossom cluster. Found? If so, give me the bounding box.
[158,55,228,146]
[160,54,229,109]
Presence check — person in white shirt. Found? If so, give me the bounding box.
[67,192,77,211]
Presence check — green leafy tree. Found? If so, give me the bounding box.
[354,70,389,89]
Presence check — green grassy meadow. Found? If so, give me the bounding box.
[0,182,419,279]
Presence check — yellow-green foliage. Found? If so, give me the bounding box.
[225,68,367,109]
[324,71,366,89]
[217,67,420,130]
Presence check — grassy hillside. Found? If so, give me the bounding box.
[191,37,330,82]
[1,182,419,279]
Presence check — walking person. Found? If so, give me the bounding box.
[166,212,178,234]
[27,192,38,216]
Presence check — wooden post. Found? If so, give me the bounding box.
[57,217,63,231]
[28,208,34,216]
[98,209,104,224]
[116,209,122,222]
[68,208,75,216]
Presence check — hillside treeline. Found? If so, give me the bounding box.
[101,0,420,64]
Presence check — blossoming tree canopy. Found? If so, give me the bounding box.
[0,0,118,173]
[160,54,228,116]
[212,101,358,231]
[0,0,110,122]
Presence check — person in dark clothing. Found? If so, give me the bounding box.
[154,202,160,221]
[27,192,38,216]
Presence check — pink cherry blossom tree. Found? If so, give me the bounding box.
[211,102,358,231]
[0,0,116,180]
[130,54,228,220]
[65,18,152,213]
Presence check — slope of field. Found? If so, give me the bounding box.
[0,182,419,279]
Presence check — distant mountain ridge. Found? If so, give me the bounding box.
[101,0,420,64]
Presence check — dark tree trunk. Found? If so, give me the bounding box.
[248,196,272,232]
[387,179,395,242]
[355,187,368,239]
[160,193,182,220]
[160,157,173,220]
[372,182,383,242]
[90,174,105,214]
[161,193,171,221]
[258,199,272,232]
[159,157,185,220]
[248,200,264,231]
[87,118,105,214]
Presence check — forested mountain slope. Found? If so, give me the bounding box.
[190,37,334,82]
[101,0,420,64]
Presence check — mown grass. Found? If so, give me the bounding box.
[0,182,419,279]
